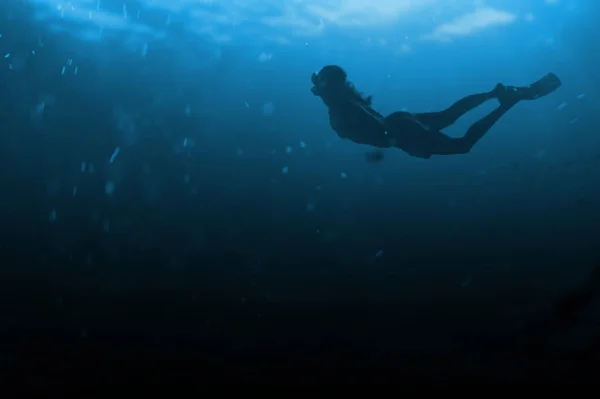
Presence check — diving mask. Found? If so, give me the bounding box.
[311,71,327,95]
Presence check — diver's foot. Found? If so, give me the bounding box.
[493,83,521,108]
[493,73,562,107]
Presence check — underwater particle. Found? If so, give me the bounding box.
[34,101,46,116]
[299,141,306,149]
[8,54,27,70]
[461,275,473,288]
[81,162,86,172]
[105,180,115,196]
[576,93,585,99]
[305,202,315,212]
[49,209,57,222]
[3,53,9,58]
[556,101,567,110]
[282,166,289,174]
[365,150,384,163]
[109,146,120,164]
[285,145,293,153]
[375,249,384,258]
[262,102,275,116]
[340,172,347,179]
[258,52,273,62]
[183,174,190,184]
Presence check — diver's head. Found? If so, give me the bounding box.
[311,65,348,96]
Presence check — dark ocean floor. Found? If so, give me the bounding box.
[2,245,599,386]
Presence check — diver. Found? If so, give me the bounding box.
[311,65,562,159]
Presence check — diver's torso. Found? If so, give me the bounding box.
[329,104,434,158]
[329,105,391,148]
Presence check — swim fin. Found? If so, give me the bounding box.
[497,72,562,106]
[522,72,562,99]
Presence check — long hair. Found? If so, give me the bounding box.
[318,65,373,106]
[345,81,373,106]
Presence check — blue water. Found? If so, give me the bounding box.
[1,0,599,381]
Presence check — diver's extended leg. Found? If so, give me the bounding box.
[460,104,514,152]
[414,72,561,132]
[427,104,515,156]
[456,73,562,152]
[413,91,496,131]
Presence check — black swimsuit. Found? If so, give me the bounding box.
[329,102,439,158]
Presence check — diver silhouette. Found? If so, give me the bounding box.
[311,65,562,159]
